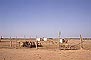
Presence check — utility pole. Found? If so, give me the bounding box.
[80,35,83,50]
[15,36,17,49]
[58,32,61,50]
[36,35,38,49]
[10,37,12,47]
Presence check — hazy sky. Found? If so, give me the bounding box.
[0,0,91,38]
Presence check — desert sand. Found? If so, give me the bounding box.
[0,39,91,60]
[0,49,91,60]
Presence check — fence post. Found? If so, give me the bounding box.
[36,41,38,49]
[15,36,17,49]
[80,35,83,50]
[36,35,38,49]
[10,37,12,47]
[58,32,61,50]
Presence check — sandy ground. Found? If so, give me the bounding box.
[0,49,91,60]
[0,39,91,60]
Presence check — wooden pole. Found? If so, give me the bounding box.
[36,41,38,49]
[10,37,12,47]
[15,36,17,49]
[58,32,61,50]
[36,35,38,49]
[80,35,83,50]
